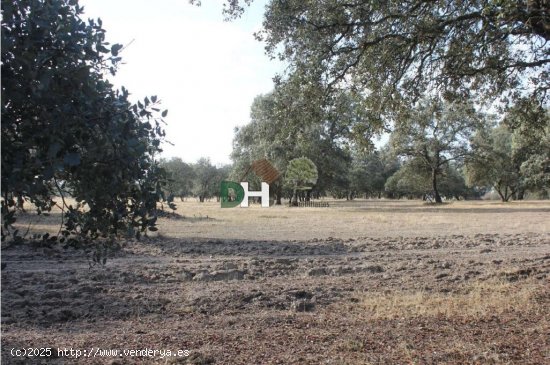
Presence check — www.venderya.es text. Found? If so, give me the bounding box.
[10,347,190,359]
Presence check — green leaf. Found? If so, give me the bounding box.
[111,43,123,56]
[97,45,109,53]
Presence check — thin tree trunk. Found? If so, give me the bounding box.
[517,189,524,200]
[432,169,442,203]
[495,183,510,202]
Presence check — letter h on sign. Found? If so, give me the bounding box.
[240,182,269,207]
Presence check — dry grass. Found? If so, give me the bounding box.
[363,278,544,320]
[10,198,550,242]
[155,199,550,240]
[10,200,550,240]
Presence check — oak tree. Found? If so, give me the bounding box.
[391,98,482,203]
[1,0,168,244]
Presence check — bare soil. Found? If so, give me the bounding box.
[1,200,549,364]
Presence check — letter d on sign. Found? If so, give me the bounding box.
[220,181,245,208]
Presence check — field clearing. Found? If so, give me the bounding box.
[2,200,550,364]
[160,199,550,240]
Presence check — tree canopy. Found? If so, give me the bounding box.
[466,100,550,200]
[276,1,545,100]
[1,0,168,243]
[211,1,550,202]
[231,89,360,202]
[206,0,549,122]
[390,98,483,202]
[159,158,196,201]
[466,124,522,201]
[285,157,318,205]
[505,97,550,192]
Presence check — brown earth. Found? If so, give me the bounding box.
[1,200,549,364]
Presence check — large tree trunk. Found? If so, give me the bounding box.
[432,169,442,203]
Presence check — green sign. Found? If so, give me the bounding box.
[220,181,245,208]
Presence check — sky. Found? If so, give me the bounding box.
[79,0,283,165]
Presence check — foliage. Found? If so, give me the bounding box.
[385,159,431,199]
[231,88,358,202]
[230,92,292,203]
[205,0,550,202]
[192,158,218,203]
[159,158,196,201]
[391,98,483,202]
[505,98,550,193]
[285,157,318,205]
[385,158,471,200]
[437,165,472,200]
[520,150,550,194]
[349,147,400,199]
[465,124,521,201]
[192,158,230,202]
[1,0,168,243]
[466,98,550,201]
[227,0,549,110]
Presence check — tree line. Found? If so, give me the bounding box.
[162,92,548,205]
[2,0,549,245]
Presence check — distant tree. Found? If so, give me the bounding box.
[438,164,472,200]
[520,142,550,196]
[384,158,431,199]
[231,93,292,204]
[391,99,482,203]
[349,146,400,199]
[466,125,521,202]
[465,98,549,201]
[159,158,195,201]
[385,159,470,200]
[192,158,219,203]
[285,157,318,205]
[505,98,550,195]
[1,0,168,243]
[378,145,402,196]
[231,89,359,203]
[212,164,232,202]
